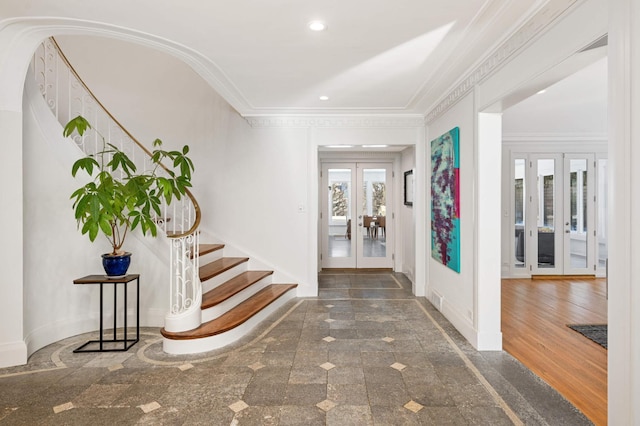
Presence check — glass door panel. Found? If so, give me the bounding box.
[356,163,393,268]
[536,158,557,270]
[597,159,608,271]
[322,164,356,268]
[513,158,526,269]
[563,154,595,275]
[567,159,587,268]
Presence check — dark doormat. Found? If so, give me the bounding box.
[567,324,607,349]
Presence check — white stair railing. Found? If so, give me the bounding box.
[31,37,202,331]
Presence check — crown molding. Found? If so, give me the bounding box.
[502,132,607,142]
[244,114,425,129]
[319,151,401,161]
[425,0,580,124]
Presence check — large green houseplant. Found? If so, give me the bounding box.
[63,115,195,276]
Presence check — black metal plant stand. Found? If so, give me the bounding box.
[73,274,140,352]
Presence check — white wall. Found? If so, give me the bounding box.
[426,92,477,344]
[54,36,315,294]
[400,147,416,284]
[22,71,170,357]
[423,0,608,351]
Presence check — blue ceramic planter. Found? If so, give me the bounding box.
[102,252,132,277]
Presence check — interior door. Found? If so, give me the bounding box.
[513,153,598,276]
[529,155,562,275]
[321,162,393,269]
[355,163,393,268]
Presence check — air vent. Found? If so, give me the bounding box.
[430,290,444,311]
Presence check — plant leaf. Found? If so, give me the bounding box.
[63,115,91,138]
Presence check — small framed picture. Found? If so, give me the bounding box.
[404,170,414,206]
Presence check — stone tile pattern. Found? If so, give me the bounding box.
[0,273,591,425]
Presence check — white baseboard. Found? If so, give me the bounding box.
[429,291,502,351]
[0,340,28,368]
[25,319,95,358]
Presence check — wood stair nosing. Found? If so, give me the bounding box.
[194,243,225,259]
[201,270,274,310]
[199,257,249,282]
[161,284,298,340]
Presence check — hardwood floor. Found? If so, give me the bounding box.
[502,277,608,425]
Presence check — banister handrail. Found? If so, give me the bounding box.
[33,37,203,327]
[48,37,201,239]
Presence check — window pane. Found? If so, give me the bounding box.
[537,159,555,268]
[569,159,587,268]
[327,169,352,258]
[597,159,608,268]
[362,168,386,258]
[514,159,526,268]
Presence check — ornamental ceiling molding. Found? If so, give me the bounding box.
[244,115,425,129]
[502,132,607,143]
[425,0,579,124]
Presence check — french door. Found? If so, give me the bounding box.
[512,153,598,275]
[321,162,393,269]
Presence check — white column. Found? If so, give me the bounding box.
[0,110,27,367]
[414,125,427,297]
[475,112,503,350]
[609,0,640,423]
[0,28,39,367]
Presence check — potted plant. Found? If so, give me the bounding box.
[63,115,195,277]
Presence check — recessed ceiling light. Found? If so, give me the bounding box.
[308,21,327,31]
[319,95,329,101]
[537,89,547,94]
[362,145,388,148]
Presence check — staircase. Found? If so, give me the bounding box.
[33,38,298,356]
[161,243,297,354]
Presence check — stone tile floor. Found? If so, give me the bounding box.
[0,272,591,425]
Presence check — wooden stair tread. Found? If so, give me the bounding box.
[162,284,297,340]
[202,270,274,309]
[198,243,224,257]
[199,257,249,282]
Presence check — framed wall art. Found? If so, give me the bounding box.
[404,170,414,206]
[430,127,460,273]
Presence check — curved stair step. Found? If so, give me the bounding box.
[161,284,297,340]
[202,270,273,309]
[195,243,224,258]
[199,257,249,282]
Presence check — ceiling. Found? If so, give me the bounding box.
[3,0,544,116]
[503,56,607,136]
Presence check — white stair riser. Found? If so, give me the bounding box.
[201,275,273,323]
[164,307,202,333]
[201,262,248,293]
[198,247,224,265]
[162,289,296,355]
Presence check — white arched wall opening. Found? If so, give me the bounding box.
[0,17,227,367]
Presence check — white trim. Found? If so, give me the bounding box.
[502,132,608,143]
[426,0,580,124]
[0,17,251,114]
[0,341,28,369]
[245,114,425,129]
